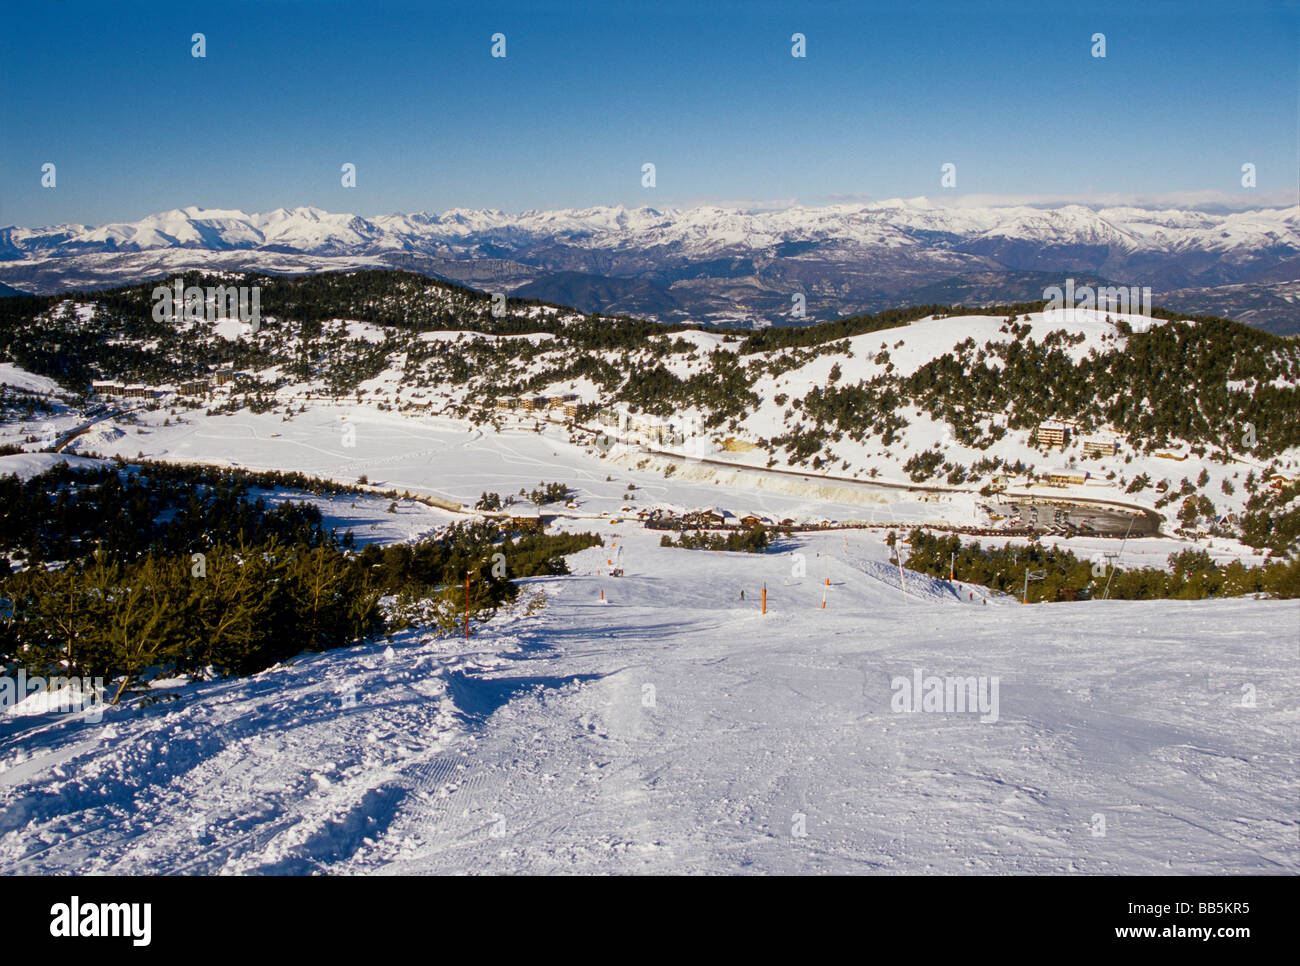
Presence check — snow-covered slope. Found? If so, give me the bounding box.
[7,296,1294,544]
[0,352,1295,874]
[1,524,1294,874]
[0,453,108,480]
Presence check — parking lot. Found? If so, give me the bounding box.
[988,500,1157,536]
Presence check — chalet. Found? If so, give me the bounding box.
[212,369,236,386]
[178,379,209,396]
[122,384,155,399]
[739,515,767,528]
[495,396,518,411]
[563,403,579,421]
[682,508,725,529]
[91,380,123,396]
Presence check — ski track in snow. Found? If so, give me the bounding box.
[2,528,1296,875]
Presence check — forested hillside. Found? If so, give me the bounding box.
[2,269,1298,554]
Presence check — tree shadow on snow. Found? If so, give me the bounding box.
[442,669,605,722]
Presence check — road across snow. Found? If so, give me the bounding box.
[2,528,1295,875]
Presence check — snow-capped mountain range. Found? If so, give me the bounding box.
[3,199,1298,332]
[6,199,1295,259]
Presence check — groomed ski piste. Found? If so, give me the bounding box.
[0,402,1296,875]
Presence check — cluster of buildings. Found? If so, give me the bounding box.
[495,393,580,421]
[645,507,789,530]
[89,382,161,400]
[91,364,239,400]
[1034,421,1120,459]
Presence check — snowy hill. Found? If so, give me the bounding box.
[3,272,1298,550]
[1,523,1294,874]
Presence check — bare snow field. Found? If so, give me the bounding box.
[65,404,955,527]
[0,395,1296,875]
[54,398,1280,568]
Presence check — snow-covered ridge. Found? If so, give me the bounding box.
[3,200,1296,260]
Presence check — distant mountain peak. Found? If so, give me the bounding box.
[1,200,1296,332]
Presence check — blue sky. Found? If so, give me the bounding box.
[1,0,1296,225]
